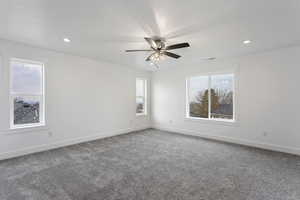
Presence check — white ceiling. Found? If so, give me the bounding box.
[0,0,299,70]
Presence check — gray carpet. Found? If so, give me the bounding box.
[0,129,300,200]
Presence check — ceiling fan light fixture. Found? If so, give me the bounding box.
[150,52,161,61]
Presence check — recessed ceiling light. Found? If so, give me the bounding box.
[63,38,71,43]
[243,40,251,44]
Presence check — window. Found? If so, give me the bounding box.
[10,59,45,129]
[136,78,147,115]
[187,73,234,121]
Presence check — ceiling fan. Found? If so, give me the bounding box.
[125,37,190,63]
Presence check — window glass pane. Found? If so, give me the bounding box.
[189,76,209,118]
[11,61,43,94]
[136,79,144,97]
[136,97,144,114]
[14,96,41,125]
[210,74,234,120]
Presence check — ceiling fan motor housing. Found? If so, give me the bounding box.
[152,36,166,50]
[155,40,165,50]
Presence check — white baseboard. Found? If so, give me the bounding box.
[0,126,150,161]
[2,123,299,161]
[153,124,300,156]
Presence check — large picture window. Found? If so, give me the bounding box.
[136,78,147,115]
[187,73,234,121]
[10,59,45,129]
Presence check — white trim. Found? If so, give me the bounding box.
[0,126,151,161]
[136,113,147,117]
[1,125,49,135]
[185,68,237,78]
[185,79,190,118]
[153,124,300,156]
[186,72,236,123]
[136,78,148,116]
[9,123,46,130]
[9,58,45,129]
[1,124,299,160]
[185,116,236,126]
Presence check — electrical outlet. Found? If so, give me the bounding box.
[262,132,268,137]
[48,131,53,137]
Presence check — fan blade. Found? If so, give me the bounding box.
[125,49,153,52]
[146,52,156,61]
[165,43,190,50]
[163,51,181,59]
[144,37,157,49]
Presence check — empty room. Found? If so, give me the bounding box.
[0,0,300,199]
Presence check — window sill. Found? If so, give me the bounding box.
[2,124,49,135]
[136,113,147,117]
[185,117,238,127]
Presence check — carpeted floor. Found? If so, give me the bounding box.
[0,129,300,200]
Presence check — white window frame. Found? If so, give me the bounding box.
[9,58,45,129]
[186,72,235,123]
[136,78,147,116]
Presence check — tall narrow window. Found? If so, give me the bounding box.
[187,73,234,121]
[136,78,147,115]
[10,59,45,129]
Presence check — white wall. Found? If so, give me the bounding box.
[2,38,299,160]
[0,39,152,160]
[152,46,300,155]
